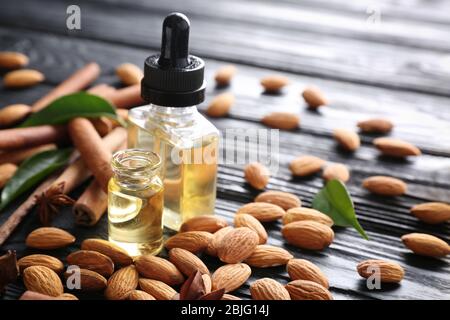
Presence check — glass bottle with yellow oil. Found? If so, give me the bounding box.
[128,13,219,231]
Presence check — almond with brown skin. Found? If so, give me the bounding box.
[255,190,301,210]
[250,278,291,300]
[234,213,268,244]
[282,221,334,250]
[0,163,18,188]
[236,202,285,222]
[138,279,177,300]
[165,231,213,253]
[357,118,393,134]
[64,269,107,291]
[17,254,64,274]
[0,51,29,69]
[245,245,293,268]
[410,202,450,224]
[211,263,251,293]
[81,239,133,266]
[168,248,210,276]
[105,265,139,300]
[401,233,450,258]
[66,250,114,277]
[373,137,421,157]
[115,63,143,86]
[287,259,329,288]
[333,129,360,151]
[362,176,407,196]
[214,65,237,86]
[357,259,404,283]
[217,227,259,264]
[23,266,64,297]
[4,69,44,88]
[127,290,156,300]
[135,255,184,286]
[26,227,75,250]
[222,294,241,300]
[202,274,212,294]
[302,86,328,109]
[180,215,228,233]
[283,207,333,227]
[261,112,299,130]
[206,93,235,117]
[261,75,289,92]
[206,226,234,256]
[286,280,333,300]
[322,163,350,182]
[289,155,325,177]
[0,104,31,128]
[244,162,270,190]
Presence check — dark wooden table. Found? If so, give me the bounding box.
[1,0,449,300]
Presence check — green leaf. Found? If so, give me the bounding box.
[312,179,368,240]
[19,92,119,127]
[0,148,72,211]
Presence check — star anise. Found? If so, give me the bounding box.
[172,270,225,300]
[35,182,75,226]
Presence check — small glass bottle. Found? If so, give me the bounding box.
[108,149,164,256]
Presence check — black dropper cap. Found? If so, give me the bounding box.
[141,13,205,107]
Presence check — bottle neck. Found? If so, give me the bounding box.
[130,104,198,127]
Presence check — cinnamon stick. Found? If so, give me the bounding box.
[73,180,107,226]
[0,144,56,165]
[110,84,143,109]
[0,125,68,151]
[31,62,101,112]
[0,163,18,189]
[87,83,116,100]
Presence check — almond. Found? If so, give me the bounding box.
[206,93,235,117]
[250,278,291,300]
[236,202,285,222]
[211,263,251,293]
[0,163,18,188]
[410,202,450,224]
[180,215,228,233]
[4,69,44,88]
[17,254,64,274]
[333,129,360,151]
[282,221,334,250]
[255,190,301,210]
[286,280,333,300]
[206,226,234,256]
[0,51,29,69]
[81,238,133,266]
[165,231,212,253]
[289,155,325,177]
[135,255,184,286]
[23,266,64,297]
[105,265,139,300]
[261,112,299,130]
[244,162,270,190]
[362,176,407,196]
[302,86,328,109]
[168,248,210,276]
[260,75,289,92]
[127,290,156,300]
[64,269,107,291]
[283,207,333,227]
[115,63,143,86]
[222,294,241,300]
[245,245,293,268]
[373,137,421,157]
[214,65,237,86]
[0,104,31,127]
[217,227,259,263]
[234,214,268,244]
[58,293,79,300]
[26,227,75,249]
[357,259,404,283]
[401,233,450,258]
[357,118,393,134]
[66,250,114,277]
[202,274,212,294]
[322,163,350,182]
[138,279,177,300]
[287,259,329,288]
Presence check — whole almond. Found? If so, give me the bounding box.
[289,155,325,177]
[357,259,404,283]
[357,118,393,134]
[135,255,184,286]
[17,254,64,274]
[23,266,64,297]
[206,93,235,117]
[245,245,293,268]
[261,112,299,130]
[261,75,289,92]
[373,137,421,157]
[222,294,241,300]
[322,163,350,182]
[333,129,360,151]
[244,162,270,190]
[410,202,450,224]
[286,280,333,300]
[64,269,107,291]
[206,226,234,256]
[234,214,268,244]
[211,263,251,293]
[0,163,18,188]
[287,259,329,288]
[26,227,75,250]
[214,65,237,86]
[180,215,228,233]
[4,69,44,88]
[66,250,114,277]
[127,290,156,300]
[115,63,143,86]
[202,274,212,294]
[302,86,328,109]
[169,248,210,276]
[105,265,139,300]
[217,227,259,264]
[362,176,407,196]
[255,190,301,210]
[139,279,177,300]
[236,202,285,222]
[81,238,133,266]
[401,233,450,258]
[58,293,79,300]
[250,278,291,300]
[0,104,31,127]
[282,221,334,250]
[165,231,212,253]
[0,51,29,69]
[283,207,333,227]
